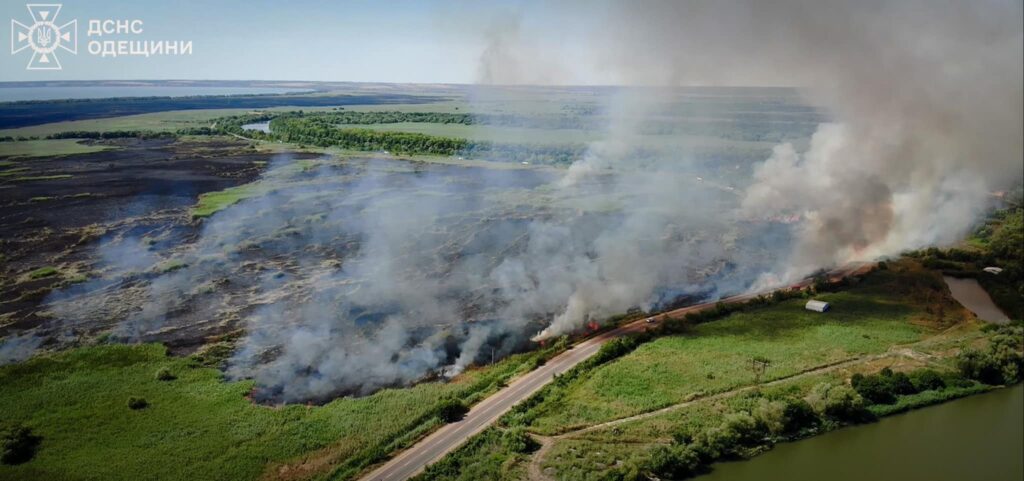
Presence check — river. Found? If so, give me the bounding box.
[697,383,1024,481]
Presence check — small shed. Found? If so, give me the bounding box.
[805,300,830,312]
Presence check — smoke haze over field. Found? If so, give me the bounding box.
[12,1,1021,403]
[479,0,1022,282]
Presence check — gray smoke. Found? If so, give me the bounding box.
[478,0,1022,283]
[27,1,1022,402]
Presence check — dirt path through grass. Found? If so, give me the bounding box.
[524,347,935,475]
[555,354,888,439]
[527,436,556,481]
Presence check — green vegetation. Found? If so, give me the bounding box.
[0,139,113,159]
[419,261,1012,481]
[154,367,176,382]
[126,396,148,410]
[0,342,563,481]
[956,324,1024,385]
[926,200,1024,319]
[27,267,57,279]
[0,424,40,466]
[850,367,917,404]
[46,130,177,141]
[413,427,534,481]
[191,183,270,218]
[154,259,187,273]
[210,112,587,165]
[516,268,942,435]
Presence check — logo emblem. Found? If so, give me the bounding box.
[11,4,77,70]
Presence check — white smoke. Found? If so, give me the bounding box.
[21,0,1022,403]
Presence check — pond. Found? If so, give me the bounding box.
[697,384,1024,481]
[241,121,271,134]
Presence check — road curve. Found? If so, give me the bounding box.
[359,264,870,481]
[359,296,749,481]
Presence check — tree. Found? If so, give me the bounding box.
[851,373,896,404]
[989,209,1023,260]
[806,382,873,423]
[909,369,946,391]
[781,398,820,434]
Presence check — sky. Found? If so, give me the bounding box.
[1,0,603,83]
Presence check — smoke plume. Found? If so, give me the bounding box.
[23,1,1022,404]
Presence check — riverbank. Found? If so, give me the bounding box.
[409,260,1023,481]
[698,383,1023,481]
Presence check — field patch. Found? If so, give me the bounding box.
[0,139,113,159]
[0,343,557,481]
[526,266,963,434]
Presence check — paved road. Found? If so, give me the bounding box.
[359,294,754,481]
[359,264,870,481]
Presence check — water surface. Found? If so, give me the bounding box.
[698,384,1024,481]
[241,121,271,133]
[944,276,1010,323]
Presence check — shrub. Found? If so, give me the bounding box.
[1,424,40,465]
[753,400,787,435]
[909,369,946,391]
[806,382,874,423]
[884,369,918,395]
[958,330,1023,385]
[693,411,766,460]
[693,423,740,460]
[851,373,895,404]
[647,445,704,479]
[436,399,468,423]
[780,398,820,435]
[155,367,176,381]
[500,427,537,454]
[127,396,148,410]
[721,412,765,446]
[851,369,919,405]
[599,461,644,481]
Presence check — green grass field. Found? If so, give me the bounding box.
[413,263,990,481]
[525,269,949,434]
[0,140,113,159]
[0,343,558,481]
[191,183,272,218]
